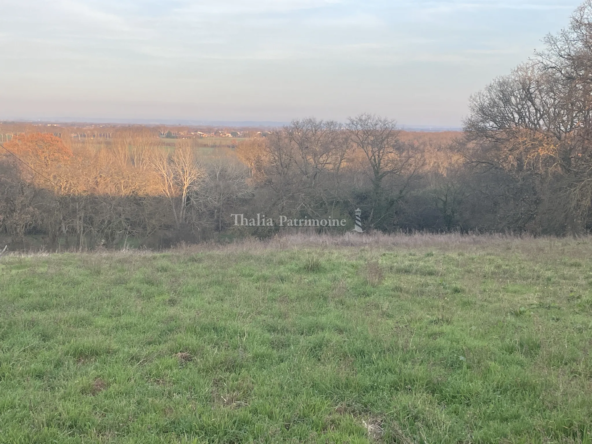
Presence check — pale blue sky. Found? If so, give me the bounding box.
[0,0,582,126]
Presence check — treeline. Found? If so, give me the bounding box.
[3,1,592,249]
[0,120,461,249]
[0,130,248,249]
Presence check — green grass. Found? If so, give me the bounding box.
[1,237,591,443]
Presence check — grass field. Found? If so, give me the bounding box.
[1,234,591,443]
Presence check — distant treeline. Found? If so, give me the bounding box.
[3,1,592,249]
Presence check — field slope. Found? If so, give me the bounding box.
[0,235,591,443]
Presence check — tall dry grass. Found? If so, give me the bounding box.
[3,232,591,261]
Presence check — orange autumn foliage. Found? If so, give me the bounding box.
[5,133,72,168]
[4,133,73,192]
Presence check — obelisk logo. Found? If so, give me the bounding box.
[354,208,363,233]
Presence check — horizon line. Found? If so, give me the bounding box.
[0,118,463,132]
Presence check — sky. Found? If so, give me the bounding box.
[0,0,584,127]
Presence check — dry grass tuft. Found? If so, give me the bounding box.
[365,260,384,286]
[331,280,348,300]
[210,376,253,409]
[303,255,323,272]
[90,378,108,396]
[389,421,415,444]
[363,417,384,441]
[175,352,193,363]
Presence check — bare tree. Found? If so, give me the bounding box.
[258,119,352,223]
[171,140,204,225]
[198,156,251,231]
[347,114,420,229]
[236,137,268,184]
[150,149,179,227]
[465,0,592,233]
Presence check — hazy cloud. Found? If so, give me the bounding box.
[0,0,584,126]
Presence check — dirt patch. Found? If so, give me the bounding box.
[90,378,108,396]
[175,352,193,363]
